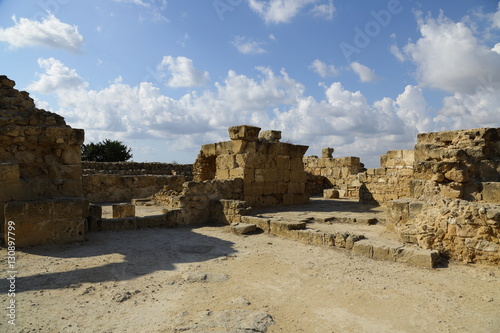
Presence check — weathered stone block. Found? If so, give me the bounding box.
[270,220,306,236]
[112,203,135,218]
[352,241,373,258]
[230,222,257,234]
[228,125,261,141]
[393,247,439,269]
[259,130,281,142]
[322,147,334,158]
[445,168,470,183]
[4,199,87,247]
[0,162,20,182]
[482,182,500,204]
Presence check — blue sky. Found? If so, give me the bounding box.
[1,0,499,167]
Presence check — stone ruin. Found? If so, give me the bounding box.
[303,128,500,264]
[0,75,88,247]
[387,128,500,264]
[1,74,499,265]
[192,125,309,207]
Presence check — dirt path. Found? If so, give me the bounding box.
[1,225,499,333]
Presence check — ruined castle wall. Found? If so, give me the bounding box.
[193,126,309,207]
[386,128,500,264]
[0,76,88,246]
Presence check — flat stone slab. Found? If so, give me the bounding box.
[230,223,257,234]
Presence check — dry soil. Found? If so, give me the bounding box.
[1,220,499,332]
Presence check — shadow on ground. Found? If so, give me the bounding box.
[253,197,382,215]
[16,226,236,292]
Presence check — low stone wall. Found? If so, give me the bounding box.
[359,150,415,205]
[303,155,364,197]
[153,178,247,225]
[4,199,88,247]
[83,174,185,203]
[82,161,193,177]
[387,198,500,264]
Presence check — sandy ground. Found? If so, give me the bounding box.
[1,222,499,333]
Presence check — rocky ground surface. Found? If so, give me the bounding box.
[1,200,500,332]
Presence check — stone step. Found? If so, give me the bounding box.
[242,215,439,269]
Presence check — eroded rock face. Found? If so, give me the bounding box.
[0,75,88,247]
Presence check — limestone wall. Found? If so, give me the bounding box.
[359,150,414,205]
[411,128,500,202]
[303,153,364,198]
[82,161,193,177]
[193,125,310,207]
[82,162,192,203]
[83,175,185,203]
[153,178,248,225]
[386,128,500,264]
[0,75,88,246]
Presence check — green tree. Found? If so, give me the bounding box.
[82,139,133,162]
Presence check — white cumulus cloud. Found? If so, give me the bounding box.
[403,12,500,94]
[232,36,267,54]
[0,14,83,52]
[310,0,335,19]
[27,56,498,168]
[157,56,209,88]
[350,62,378,82]
[248,0,326,24]
[309,59,339,78]
[390,44,405,62]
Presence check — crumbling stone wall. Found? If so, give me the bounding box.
[82,162,192,203]
[0,75,88,246]
[411,128,500,202]
[193,125,310,207]
[303,151,364,198]
[359,150,414,205]
[387,128,500,264]
[82,161,193,177]
[83,175,186,203]
[153,178,248,225]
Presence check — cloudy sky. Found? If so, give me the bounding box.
[1,0,499,167]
